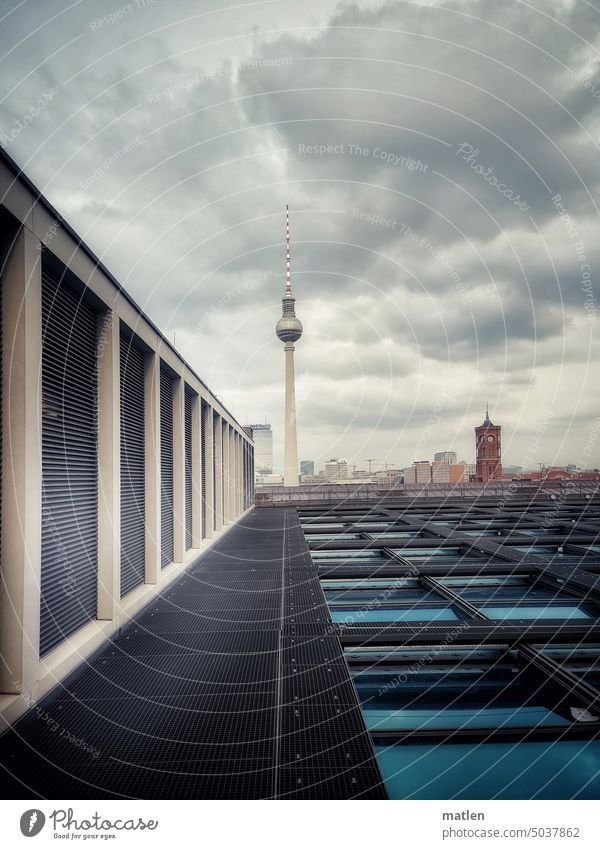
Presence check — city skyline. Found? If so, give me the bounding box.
[2,0,598,472]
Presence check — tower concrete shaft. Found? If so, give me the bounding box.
[283,342,299,486]
[275,205,302,487]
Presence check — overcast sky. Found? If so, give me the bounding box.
[1,0,599,472]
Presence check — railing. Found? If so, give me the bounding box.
[254,479,600,506]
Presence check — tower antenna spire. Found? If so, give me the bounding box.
[285,204,292,297]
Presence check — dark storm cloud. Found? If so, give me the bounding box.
[1,0,598,467]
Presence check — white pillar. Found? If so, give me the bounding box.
[191,394,202,547]
[203,403,214,539]
[173,377,185,563]
[97,310,120,618]
[144,352,161,584]
[283,342,299,487]
[0,227,42,693]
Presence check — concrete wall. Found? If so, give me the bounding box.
[0,154,254,730]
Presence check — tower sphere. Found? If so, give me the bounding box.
[276,309,303,343]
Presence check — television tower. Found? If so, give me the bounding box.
[275,205,303,487]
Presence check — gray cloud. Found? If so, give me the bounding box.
[1,0,599,470]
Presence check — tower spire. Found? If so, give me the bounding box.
[285,204,292,297]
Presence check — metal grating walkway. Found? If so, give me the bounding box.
[0,508,385,799]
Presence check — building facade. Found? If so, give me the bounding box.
[434,450,457,464]
[247,423,273,475]
[324,458,349,481]
[474,406,503,482]
[300,459,314,476]
[0,149,254,728]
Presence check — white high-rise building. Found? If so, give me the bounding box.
[324,459,349,481]
[275,206,303,487]
[247,423,273,475]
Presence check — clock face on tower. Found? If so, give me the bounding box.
[487,435,494,442]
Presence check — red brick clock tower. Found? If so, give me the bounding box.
[475,405,502,482]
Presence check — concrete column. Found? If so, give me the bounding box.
[0,227,42,693]
[203,403,214,539]
[97,310,120,619]
[214,413,223,531]
[144,352,161,584]
[283,342,299,487]
[173,377,185,563]
[191,393,202,547]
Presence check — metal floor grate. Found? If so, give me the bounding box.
[0,507,385,799]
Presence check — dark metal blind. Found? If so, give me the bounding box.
[40,271,98,656]
[120,335,145,596]
[212,414,217,530]
[184,389,193,550]
[160,369,174,567]
[201,402,206,538]
[244,442,248,510]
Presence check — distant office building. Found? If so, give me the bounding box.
[459,461,476,480]
[404,460,467,485]
[324,458,349,481]
[431,461,450,483]
[259,473,284,485]
[300,460,314,476]
[374,469,402,486]
[414,461,431,483]
[434,451,457,465]
[474,406,502,482]
[247,423,273,475]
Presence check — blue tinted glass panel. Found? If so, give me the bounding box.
[354,668,567,732]
[330,607,460,623]
[439,576,528,587]
[462,530,502,537]
[324,588,437,604]
[391,547,463,557]
[307,533,362,540]
[454,586,563,603]
[321,579,420,590]
[368,532,419,539]
[518,529,556,536]
[513,546,560,554]
[480,605,591,621]
[375,741,600,799]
